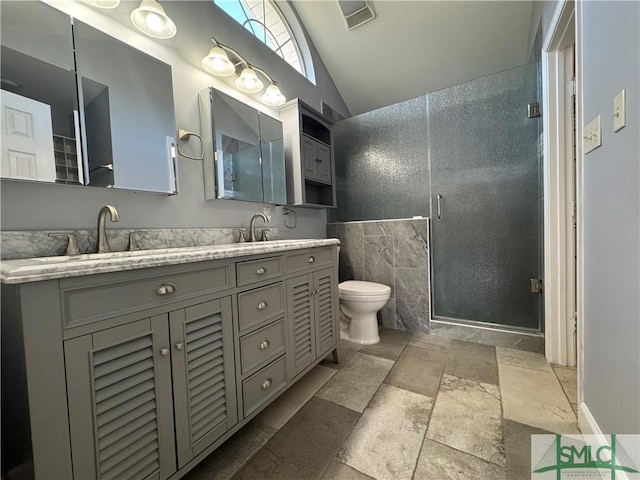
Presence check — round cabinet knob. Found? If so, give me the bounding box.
[154,283,177,296]
[160,348,169,357]
[175,342,184,351]
[259,339,271,350]
[308,256,315,263]
[261,378,272,390]
[257,301,268,310]
[255,266,267,275]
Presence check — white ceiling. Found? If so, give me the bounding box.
[292,1,534,116]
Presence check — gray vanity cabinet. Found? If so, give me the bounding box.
[1,244,339,480]
[64,297,237,479]
[287,257,338,378]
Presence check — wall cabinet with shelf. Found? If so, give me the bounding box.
[281,99,337,208]
[1,245,339,480]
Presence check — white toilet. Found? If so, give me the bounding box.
[338,280,392,345]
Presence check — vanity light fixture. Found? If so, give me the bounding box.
[261,83,286,107]
[201,46,236,77]
[235,67,264,94]
[130,0,176,39]
[201,39,287,107]
[79,0,120,8]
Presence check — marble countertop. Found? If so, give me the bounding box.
[0,239,340,284]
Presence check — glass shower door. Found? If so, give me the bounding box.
[429,63,542,331]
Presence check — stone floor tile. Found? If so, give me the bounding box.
[339,384,433,480]
[426,374,505,466]
[258,365,336,430]
[358,327,413,361]
[552,365,578,414]
[384,344,446,398]
[321,337,362,370]
[232,397,359,480]
[321,460,375,480]
[445,340,499,385]
[496,347,554,373]
[414,439,507,480]
[316,352,394,412]
[499,364,579,433]
[184,419,276,480]
[409,332,451,351]
[503,419,551,480]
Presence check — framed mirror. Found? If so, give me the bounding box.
[0,1,178,194]
[199,88,286,204]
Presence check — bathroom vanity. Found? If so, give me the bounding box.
[1,240,339,479]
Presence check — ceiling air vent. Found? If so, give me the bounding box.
[337,0,376,31]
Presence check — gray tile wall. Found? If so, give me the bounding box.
[327,218,430,333]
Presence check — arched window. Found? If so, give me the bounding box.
[214,0,314,82]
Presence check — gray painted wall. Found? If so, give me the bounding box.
[1,1,347,239]
[579,1,640,433]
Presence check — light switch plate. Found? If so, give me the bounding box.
[584,115,602,154]
[613,89,626,132]
[263,206,272,222]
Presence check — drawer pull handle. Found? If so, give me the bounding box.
[257,301,268,310]
[259,339,271,350]
[160,348,169,357]
[255,266,267,275]
[154,283,177,296]
[175,342,184,351]
[261,378,272,390]
[308,256,315,263]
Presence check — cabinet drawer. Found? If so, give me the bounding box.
[61,264,231,326]
[237,282,284,332]
[236,256,283,287]
[242,355,287,417]
[288,247,332,273]
[240,319,286,376]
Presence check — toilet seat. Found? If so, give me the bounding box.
[338,280,391,297]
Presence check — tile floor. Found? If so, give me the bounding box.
[185,328,578,480]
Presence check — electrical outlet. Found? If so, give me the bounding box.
[583,115,601,154]
[613,89,626,132]
[263,206,272,222]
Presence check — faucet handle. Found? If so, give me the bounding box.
[234,229,246,243]
[128,230,148,251]
[260,229,271,242]
[49,233,81,256]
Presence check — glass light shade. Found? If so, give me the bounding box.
[130,0,177,39]
[201,47,236,76]
[235,67,264,93]
[80,0,120,8]
[261,84,286,107]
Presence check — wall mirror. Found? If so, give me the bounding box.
[199,87,286,204]
[0,1,178,194]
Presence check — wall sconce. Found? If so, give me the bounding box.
[201,39,287,107]
[79,0,120,8]
[130,0,176,39]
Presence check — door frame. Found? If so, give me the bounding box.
[542,0,579,367]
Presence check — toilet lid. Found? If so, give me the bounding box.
[339,280,391,296]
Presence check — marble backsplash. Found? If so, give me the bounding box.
[327,218,431,334]
[1,227,278,260]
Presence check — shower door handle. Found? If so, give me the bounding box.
[436,194,443,221]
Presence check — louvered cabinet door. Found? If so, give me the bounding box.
[287,274,315,377]
[65,316,176,480]
[314,268,338,359]
[169,297,237,468]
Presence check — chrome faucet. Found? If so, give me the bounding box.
[97,205,120,253]
[249,213,268,242]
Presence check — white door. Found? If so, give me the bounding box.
[1,90,56,182]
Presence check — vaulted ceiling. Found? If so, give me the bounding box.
[292,1,534,116]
